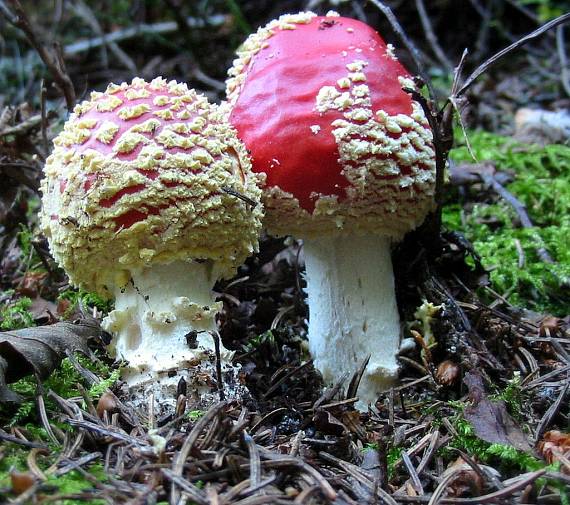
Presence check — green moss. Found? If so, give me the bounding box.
[6,354,119,426]
[45,465,106,504]
[187,409,205,421]
[0,296,35,330]
[58,288,114,315]
[443,416,545,473]
[489,373,527,421]
[444,132,570,314]
[243,330,276,353]
[0,444,105,504]
[387,446,402,477]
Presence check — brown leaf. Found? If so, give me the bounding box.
[313,409,347,436]
[0,320,101,404]
[463,371,531,452]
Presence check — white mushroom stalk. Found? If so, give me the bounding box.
[303,234,400,409]
[103,260,233,394]
[40,78,263,407]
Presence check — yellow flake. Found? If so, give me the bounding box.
[130,118,161,133]
[95,121,120,144]
[113,132,149,153]
[189,116,206,132]
[153,109,174,120]
[117,103,151,120]
[192,148,213,164]
[105,82,125,94]
[125,88,151,100]
[349,72,367,82]
[153,95,170,106]
[97,95,124,112]
[76,118,97,129]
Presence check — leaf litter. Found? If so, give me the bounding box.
[0,1,569,504]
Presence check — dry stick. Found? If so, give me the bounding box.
[161,469,209,505]
[171,401,227,504]
[414,0,454,73]
[242,431,262,490]
[319,451,397,505]
[211,331,225,401]
[37,394,61,446]
[556,25,570,97]
[453,448,504,492]
[534,382,569,442]
[1,0,75,111]
[401,451,424,495]
[456,12,570,98]
[0,114,43,137]
[262,360,313,399]
[0,429,48,449]
[480,171,555,264]
[64,14,226,56]
[40,79,49,155]
[71,0,136,72]
[368,0,436,104]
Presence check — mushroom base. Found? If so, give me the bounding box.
[303,234,400,410]
[102,260,241,407]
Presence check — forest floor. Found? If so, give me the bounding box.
[0,1,569,504]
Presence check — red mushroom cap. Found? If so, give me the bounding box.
[41,78,262,295]
[227,12,436,237]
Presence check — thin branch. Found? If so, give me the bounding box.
[456,13,570,97]
[71,0,136,72]
[1,0,76,111]
[556,25,570,97]
[367,0,436,104]
[480,171,554,264]
[63,14,226,56]
[414,0,454,73]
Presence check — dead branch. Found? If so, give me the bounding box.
[556,25,570,97]
[70,0,136,72]
[63,14,226,56]
[456,13,570,97]
[414,0,453,73]
[368,0,436,104]
[0,0,76,111]
[479,170,555,264]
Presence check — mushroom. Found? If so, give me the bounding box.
[40,77,263,405]
[226,12,436,409]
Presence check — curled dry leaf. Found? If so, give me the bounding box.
[0,320,101,404]
[537,430,570,466]
[443,457,485,497]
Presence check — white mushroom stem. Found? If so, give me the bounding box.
[302,234,400,410]
[102,260,235,398]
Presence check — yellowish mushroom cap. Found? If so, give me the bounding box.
[40,77,263,296]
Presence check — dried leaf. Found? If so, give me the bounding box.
[464,372,531,452]
[313,409,347,436]
[0,320,101,404]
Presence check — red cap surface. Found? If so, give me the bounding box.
[227,12,436,237]
[41,78,262,295]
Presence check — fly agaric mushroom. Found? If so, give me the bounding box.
[226,12,436,409]
[40,77,263,404]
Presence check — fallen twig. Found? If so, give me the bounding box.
[1,0,75,111]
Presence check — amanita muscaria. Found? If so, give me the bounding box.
[40,77,263,404]
[226,12,436,409]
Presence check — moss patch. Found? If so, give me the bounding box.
[444,131,570,314]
